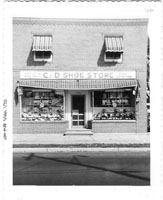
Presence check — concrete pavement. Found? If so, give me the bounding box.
[14,132,150,145]
[13,132,150,152]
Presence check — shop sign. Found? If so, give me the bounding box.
[20,71,136,79]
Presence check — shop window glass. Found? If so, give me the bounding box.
[34,51,52,62]
[104,52,123,63]
[21,89,64,122]
[93,90,136,120]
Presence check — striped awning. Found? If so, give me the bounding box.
[19,79,138,90]
[105,36,123,52]
[32,35,52,51]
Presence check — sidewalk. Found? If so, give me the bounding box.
[13,133,150,152]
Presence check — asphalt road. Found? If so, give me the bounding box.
[13,151,150,186]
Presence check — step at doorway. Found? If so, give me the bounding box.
[64,128,93,136]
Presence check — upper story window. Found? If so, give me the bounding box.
[104,36,123,63]
[32,35,53,62]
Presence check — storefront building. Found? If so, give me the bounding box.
[13,18,148,134]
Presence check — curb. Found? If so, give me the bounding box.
[13,147,150,153]
[13,143,150,148]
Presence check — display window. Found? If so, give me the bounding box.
[21,88,64,122]
[93,89,136,120]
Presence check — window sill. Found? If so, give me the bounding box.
[20,120,68,123]
[104,61,122,64]
[34,59,52,63]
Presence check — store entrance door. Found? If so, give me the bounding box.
[71,95,85,127]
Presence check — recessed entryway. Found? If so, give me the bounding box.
[71,95,85,127]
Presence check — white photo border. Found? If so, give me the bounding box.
[1,1,163,200]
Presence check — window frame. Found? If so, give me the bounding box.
[104,35,123,63]
[20,88,65,122]
[33,51,53,62]
[104,51,123,63]
[92,90,136,121]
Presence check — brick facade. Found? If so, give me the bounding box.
[13,18,148,134]
[92,121,137,133]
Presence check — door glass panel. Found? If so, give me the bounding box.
[79,121,84,126]
[79,115,84,120]
[73,121,78,126]
[73,115,78,120]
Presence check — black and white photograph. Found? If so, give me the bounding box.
[1,0,162,200]
[13,16,150,186]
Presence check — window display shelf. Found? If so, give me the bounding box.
[20,120,68,123]
[109,97,130,99]
[93,108,136,121]
[93,120,136,123]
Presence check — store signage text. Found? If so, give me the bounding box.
[20,71,136,79]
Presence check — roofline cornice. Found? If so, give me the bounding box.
[13,17,148,26]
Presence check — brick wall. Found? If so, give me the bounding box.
[92,121,137,133]
[13,18,148,71]
[14,121,69,134]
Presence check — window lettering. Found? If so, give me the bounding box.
[93,90,135,120]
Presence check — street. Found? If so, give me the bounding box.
[13,151,150,186]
